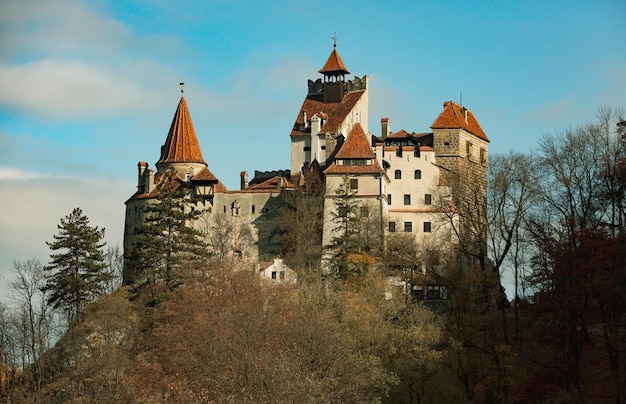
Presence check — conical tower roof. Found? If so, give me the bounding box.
[319,47,350,75]
[157,96,207,166]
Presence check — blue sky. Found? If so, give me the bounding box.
[1,0,625,298]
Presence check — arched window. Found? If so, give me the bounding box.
[414,169,421,179]
[394,170,402,179]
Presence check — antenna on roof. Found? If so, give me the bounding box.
[331,32,338,48]
[180,79,185,96]
[459,91,462,106]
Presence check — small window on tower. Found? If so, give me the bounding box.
[303,146,311,151]
[425,194,432,205]
[414,170,421,179]
[404,194,411,205]
[394,170,402,179]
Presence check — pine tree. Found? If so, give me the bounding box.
[43,207,109,322]
[128,170,208,302]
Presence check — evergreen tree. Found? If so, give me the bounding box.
[43,208,109,322]
[128,170,208,302]
[327,176,361,279]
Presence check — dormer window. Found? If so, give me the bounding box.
[341,158,370,166]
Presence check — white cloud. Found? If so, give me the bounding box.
[0,59,168,119]
[0,166,51,180]
[0,0,187,121]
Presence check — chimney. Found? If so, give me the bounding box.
[381,118,390,139]
[137,162,148,191]
[145,169,155,193]
[301,110,307,127]
[240,171,248,190]
[277,177,283,190]
[462,107,468,124]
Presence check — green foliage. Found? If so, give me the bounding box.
[127,170,209,302]
[43,208,109,322]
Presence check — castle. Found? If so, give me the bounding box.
[123,44,489,287]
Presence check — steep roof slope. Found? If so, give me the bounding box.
[431,101,489,142]
[157,96,207,165]
[290,90,366,137]
[319,48,350,75]
[324,123,384,175]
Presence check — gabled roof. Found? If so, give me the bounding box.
[319,48,350,75]
[290,90,366,137]
[324,123,384,175]
[431,101,489,142]
[191,167,219,183]
[335,123,375,159]
[157,96,207,165]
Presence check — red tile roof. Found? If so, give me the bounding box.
[157,97,207,165]
[335,123,375,159]
[324,123,384,175]
[323,162,384,175]
[191,166,219,183]
[290,90,366,137]
[319,48,350,75]
[431,101,489,142]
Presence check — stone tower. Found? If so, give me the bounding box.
[431,101,490,269]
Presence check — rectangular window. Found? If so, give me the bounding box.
[350,178,358,190]
[303,146,311,151]
[404,194,411,205]
[404,222,413,232]
[425,194,432,205]
[387,194,392,205]
[360,207,369,217]
[271,271,277,279]
[423,222,432,233]
[388,222,396,232]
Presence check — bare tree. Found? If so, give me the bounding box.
[524,107,626,400]
[9,259,61,393]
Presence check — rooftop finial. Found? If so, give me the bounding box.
[331,32,337,48]
[180,79,185,96]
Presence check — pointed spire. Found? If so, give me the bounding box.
[157,95,207,166]
[319,35,350,76]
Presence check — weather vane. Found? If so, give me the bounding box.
[180,78,185,95]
